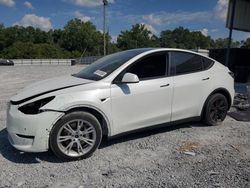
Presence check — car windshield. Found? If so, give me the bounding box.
[73,49,152,81]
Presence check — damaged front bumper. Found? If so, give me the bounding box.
[6,103,64,152]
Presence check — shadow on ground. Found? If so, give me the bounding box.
[0,122,205,164]
[0,128,62,164]
[100,121,205,148]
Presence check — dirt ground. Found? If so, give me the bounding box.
[0,65,249,188]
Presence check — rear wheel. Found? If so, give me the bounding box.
[203,93,228,126]
[50,111,102,160]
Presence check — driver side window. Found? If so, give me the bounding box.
[126,53,168,80]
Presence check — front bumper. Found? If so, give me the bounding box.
[6,103,64,152]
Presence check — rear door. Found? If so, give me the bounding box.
[170,51,213,121]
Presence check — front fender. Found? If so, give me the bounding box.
[40,89,113,136]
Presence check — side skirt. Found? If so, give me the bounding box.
[108,116,201,140]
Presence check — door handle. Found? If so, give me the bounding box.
[160,84,170,87]
[202,77,210,81]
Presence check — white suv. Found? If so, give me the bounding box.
[7,48,234,160]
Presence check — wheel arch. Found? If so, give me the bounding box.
[63,105,111,138]
[201,88,232,116]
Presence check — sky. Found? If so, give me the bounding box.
[0,0,249,42]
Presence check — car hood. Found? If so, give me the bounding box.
[11,75,93,104]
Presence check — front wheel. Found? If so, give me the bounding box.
[203,93,228,126]
[50,111,102,160]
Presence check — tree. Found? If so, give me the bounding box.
[2,41,38,59]
[0,21,245,59]
[2,25,52,49]
[51,29,63,46]
[2,42,70,59]
[35,43,70,58]
[0,24,5,52]
[107,43,119,54]
[211,38,241,49]
[241,38,250,48]
[61,19,103,56]
[0,20,106,59]
[159,27,212,49]
[117,24,159,50]
[191,31,212,49]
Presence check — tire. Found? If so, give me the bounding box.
[203,93,228,126]
[50,111,102,160]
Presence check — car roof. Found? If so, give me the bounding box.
[128,48,214,61]
[124,48,203,54]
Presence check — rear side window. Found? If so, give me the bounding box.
[170,52,202,76]
[202,57,214,70]
[126,53,167,80]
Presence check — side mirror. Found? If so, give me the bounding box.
[121,73,139,83]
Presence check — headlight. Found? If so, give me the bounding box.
[18,96,55,114]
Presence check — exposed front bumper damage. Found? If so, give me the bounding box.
[6,103,64,152]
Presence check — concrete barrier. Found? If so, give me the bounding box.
[12,59,73,66]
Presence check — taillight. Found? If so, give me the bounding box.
[228,71,234,79]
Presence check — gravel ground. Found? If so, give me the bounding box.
[0,65,249,188]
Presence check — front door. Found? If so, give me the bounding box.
[110,52,173,135]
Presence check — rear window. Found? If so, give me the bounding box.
[202,57,214,70]
[170,52,202,75]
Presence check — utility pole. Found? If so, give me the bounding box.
[226,0,236,67]
[103,0,108,56]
